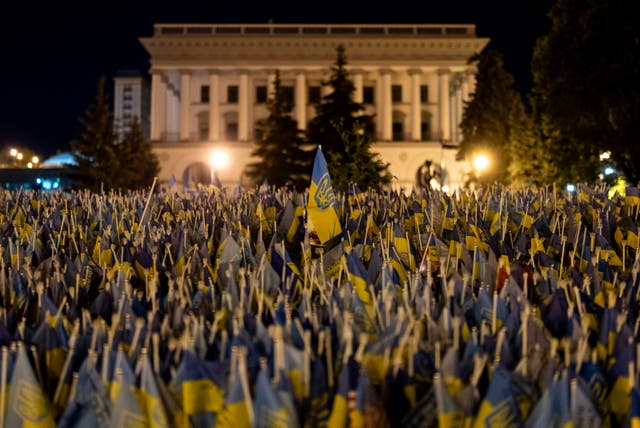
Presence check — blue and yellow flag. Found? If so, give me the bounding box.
[6,344,56,428]
[170,350,227,428]
[307,147,342,245]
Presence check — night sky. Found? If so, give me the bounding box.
[1,1,554,160]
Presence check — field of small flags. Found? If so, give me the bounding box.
[2,149,640,427]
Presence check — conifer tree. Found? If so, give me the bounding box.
[532,0,640,185]
[328,123,392,192]
[244,70,312,190]
[306,44,392,190]
[70,76,119,191]
[458,49,528,186]
[306,45,374,177]
[115,117,160,190]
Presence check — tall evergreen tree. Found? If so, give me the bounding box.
[532,0,640,185]
[244,71,311,189]
[69,76,119,191]
[115,117,160,190]
[458,49,529,186]
[306,45,374,179]
[328,123,392,192]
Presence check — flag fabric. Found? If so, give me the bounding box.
[169,350,227,428]
[626,186,640,206]
[6,344,56,428]
[307,147,342,245]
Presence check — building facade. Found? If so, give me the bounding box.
[113,70,151,140]
[139,23,489,190]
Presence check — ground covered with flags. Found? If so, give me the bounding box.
[3,160,640,426]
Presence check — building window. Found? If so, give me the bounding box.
[392,85,402,103]
[392,122,404,141]
[420,85,429,103]
[308,86,321,104]
[363,86,375,104]
[201,85,210,103]
[227,85,238,103]
[256,86,268,104]
[421,122,430,140]
[226,123,238,141]
[281,86,294,107]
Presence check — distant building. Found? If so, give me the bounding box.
[113,70,151,140]
[139,23,489,189]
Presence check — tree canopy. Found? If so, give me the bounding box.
[244,70,312,190]
[70,76,159,191]
[531,0,640,185]
[458,49,529,186]
[306,45,389,190]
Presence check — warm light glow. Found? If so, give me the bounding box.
[32,156,39,164]
[566,184,576,192]
[27,162,33,168]
[209,149,229,170]
[16,153,23,160]
[441,185,450,194]
[599,151,611,161]
[473,154,489,172]
[9,148,17,157]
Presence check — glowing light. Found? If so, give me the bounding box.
[473,154,489,172]
[9,148,17,157]
[209,149,229,169]
[32,156,39,164]
[441,185,450,194]
[27,162,33,168]
[604,167,615,175]
[599,151,611,161]
[566,184,576,192]
[16,153,23,160]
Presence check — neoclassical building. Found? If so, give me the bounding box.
[139,23,489,189]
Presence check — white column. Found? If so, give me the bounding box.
[375,73,383,139]
[461,73,471,103]
[438,68,451,142]
[267,70,277,98]
[409,69,422,141]
[208,70,220,141]
[381,69,392,141]
[467,69,476,98]
[454,75,463,144]
[353,70,363,103]
[150,71,166,141]
[239,71,249,141]
[295,71,307,130]
[180,71,191,141]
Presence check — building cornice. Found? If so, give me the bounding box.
[139,24,489,68]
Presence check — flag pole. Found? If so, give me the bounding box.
[0,346,7,428]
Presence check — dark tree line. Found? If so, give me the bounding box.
[70,76,159,192]
[460,0,640,188]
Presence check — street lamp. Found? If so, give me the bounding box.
[473,153,489,173]
[209,149,229,186]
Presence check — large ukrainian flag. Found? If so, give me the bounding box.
[307,147,342,245]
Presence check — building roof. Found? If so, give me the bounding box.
[41,152,77,167]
